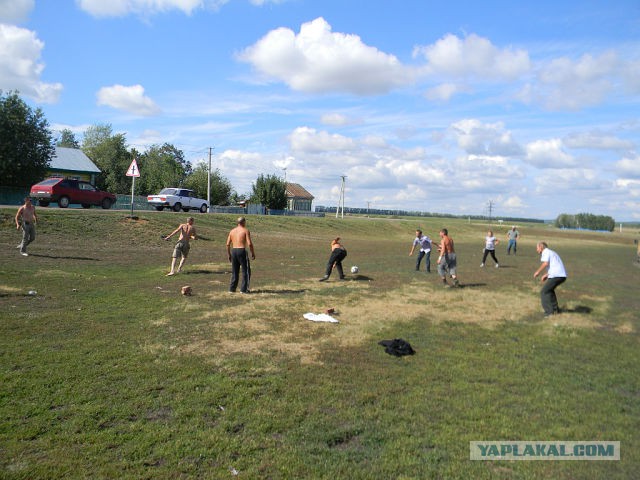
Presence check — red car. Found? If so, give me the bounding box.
[30,177,117,209]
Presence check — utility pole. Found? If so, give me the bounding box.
[336,175,346,219]
[207,147,214,213]
[487,200,494,224]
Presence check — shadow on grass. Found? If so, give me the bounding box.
[350,275,374,281]
[182,269,226,275]
[457,282,487,288]
[563,305,592,314]
[28,253,99,261]
[0,293,39,298]
[251,288,308,294]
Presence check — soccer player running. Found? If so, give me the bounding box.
[164,217,197,276]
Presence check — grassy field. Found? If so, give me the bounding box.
[1,208,639,479]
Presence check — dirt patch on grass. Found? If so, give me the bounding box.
[120,217,150,225]
[171,279,554,364]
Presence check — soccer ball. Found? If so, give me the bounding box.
[350,265,359,274]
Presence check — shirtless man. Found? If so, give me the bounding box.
[437,228,460,288]
[15,197,38,256]
[226,217,255,293]
[164,217,197,275]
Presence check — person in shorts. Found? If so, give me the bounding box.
[164,217,197,275]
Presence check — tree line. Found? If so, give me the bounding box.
[554,213,616,232]
[1,91,288,209]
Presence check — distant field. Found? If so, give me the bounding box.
[1,208,638,479]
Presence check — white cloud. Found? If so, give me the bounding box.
[450,119,523,156]
[238,17,415,95]
[76,0,215,17]
[563,131,635,151]
[289,126,356,153]
[414,33,530,80]
[615,154,640,178]
[0,0,34,23]
[96,84,161,116]
[320,113,362,127]
[503,195,526,209]
[425,83,460,101]
[534,168,602,192]
[76,0,289,17]
[532,52,619,110]
[0,24,63,103]
[615,178,640,198]
[248,0,287,5]
[622,59,640,94]
[525,139,576,168]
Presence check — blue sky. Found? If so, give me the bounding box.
[1,0,639,220]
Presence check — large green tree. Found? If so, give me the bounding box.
[0,90,54,187]
[138,143,191,195]
[554,212,615,231]
[82,124,132,194]
[251,174,287,210]
[184,162,233,205]
[57,128,80,148]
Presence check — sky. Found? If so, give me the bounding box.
[1,0,639,221]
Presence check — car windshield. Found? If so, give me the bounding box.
[158,188,176,195]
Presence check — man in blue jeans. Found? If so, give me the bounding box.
[409,229,432,272]
[507,226,519,255]
[533,242,567,317]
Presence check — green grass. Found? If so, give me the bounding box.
[1,209,639,479]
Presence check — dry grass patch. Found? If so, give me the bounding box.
[167,278,557,364]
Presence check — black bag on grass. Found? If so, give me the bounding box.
[378,338,415,357]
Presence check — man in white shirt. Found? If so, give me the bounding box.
[533,242,567,317]
[409,229,432,273]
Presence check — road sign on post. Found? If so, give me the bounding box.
[126,159,140,177]
[126,159,140,218]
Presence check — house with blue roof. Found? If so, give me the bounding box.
[47,147,101,184]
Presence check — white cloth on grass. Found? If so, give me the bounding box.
[303,313,339,323]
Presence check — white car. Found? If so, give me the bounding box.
[147,188,208,213]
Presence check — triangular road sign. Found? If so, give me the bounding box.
[126,158,140,177]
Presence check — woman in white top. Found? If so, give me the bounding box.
[480,230,500,268]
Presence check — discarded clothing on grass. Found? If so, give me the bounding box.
[303,312,339,323]
[378,338,415,357]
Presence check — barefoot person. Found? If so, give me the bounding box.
[164,217,197,275]
[226,217,255,293]
[15,197,37,256]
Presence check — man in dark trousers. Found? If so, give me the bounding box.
[319,237,347,281]
[226,217,255,293]
[533,241,567,317]
[15,197,38,257]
